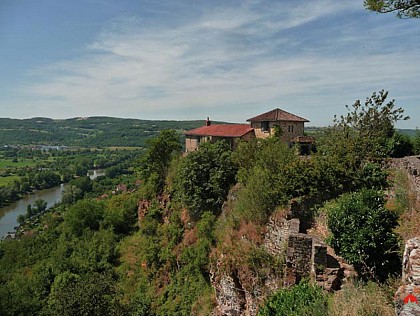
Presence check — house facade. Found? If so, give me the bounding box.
[184,119,255,152]
[246,108,308,143]
[184,109,314,153]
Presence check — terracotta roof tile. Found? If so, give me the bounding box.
[247,108,309,122]
[185,124,254,138]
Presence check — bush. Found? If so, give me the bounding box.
[326,189,400,281]
[174,141,236,221]
[258,280,328,316]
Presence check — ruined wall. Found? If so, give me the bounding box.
[264,217,300,256]
[284,233,313,286]
[211,211,347,315]
[395,237,420,316]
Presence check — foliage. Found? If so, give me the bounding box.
[174,141,237,221]
[389,131,413,157]
[319,90,409,167]
[233,138,297,223]
[139,129,182,195]
[413,129,420,154]
[64,199,105,236]
[46,271,123,316]
[326,189,400,281]
[365,0,420,18]
[103,193,138,235]
[0,116,207,147]
[328,281,394,316]
[258,280,329,316]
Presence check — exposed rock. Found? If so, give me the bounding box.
[395,237,420,316]
[211,210,354,315]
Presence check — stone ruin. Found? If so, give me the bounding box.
[211,212,354,316]
[395,237,420,316]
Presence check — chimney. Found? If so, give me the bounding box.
[206,117,211,126]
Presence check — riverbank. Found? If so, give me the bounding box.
[0,184,67,238]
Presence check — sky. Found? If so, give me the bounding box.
[0,0,419,128]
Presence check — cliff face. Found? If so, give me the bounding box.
[210,201,353,316]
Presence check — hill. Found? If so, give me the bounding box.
[0,117,209,147]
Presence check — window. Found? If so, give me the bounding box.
[288,125,294,133]
[261,121,269,132]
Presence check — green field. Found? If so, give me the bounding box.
[0,159,37,169]
[0,175,20,186]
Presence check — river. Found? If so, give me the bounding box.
[0,184,67,239]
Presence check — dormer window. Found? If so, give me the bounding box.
[261,121,269,132]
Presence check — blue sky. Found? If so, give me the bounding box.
[0,0,419,128]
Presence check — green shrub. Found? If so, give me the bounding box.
[258,281,328,316]
[174,141,236,221]
[326,189,400,281]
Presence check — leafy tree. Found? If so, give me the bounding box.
[139,129,182,194]
[61,185,83,204]
[34,198,48,213]
[258,280,328,316]
[233,138,298,222]
[389,131,413,157]
[17,214,26,225]
[326,189,400,281]
[70,176,92,195]
[103,193,138,235]
[64,199,105,236]
[413,129,420,154]
[174,141,237,221]
[318,90,408,171]
[365,0,420,18]
[46,271,122,316]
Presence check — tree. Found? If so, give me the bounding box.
[174,141,237,221]
[365,0,420,18]
[17,214,26,226]
[326,189,400,281]
[34,199,48,214]
[64,200,104,236]
[46,271,122,316]
[318,90,409,170]
[413,129,420,154]
[139,130,182,194]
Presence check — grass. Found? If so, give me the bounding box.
[388,168,420,242]
[0,158,37,169]
[328,281,395,316]
[0,175,20,186]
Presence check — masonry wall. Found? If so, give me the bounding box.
[251,121,305,143]
[185,136,199,152]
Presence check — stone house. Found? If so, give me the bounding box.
[185,109,314,153]
[184,118,255,152]
[247,108,310,144]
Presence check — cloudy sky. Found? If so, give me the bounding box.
[0,0,419,128]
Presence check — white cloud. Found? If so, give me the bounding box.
[19,0,420,127]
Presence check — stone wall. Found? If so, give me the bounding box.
[390,156,420,207]
[284,233,313,285]
[264,217,300,256]
[395,237,420,316]
[211,210,349,316]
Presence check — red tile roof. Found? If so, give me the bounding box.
[247,108,309,122]
[185,124,254,138]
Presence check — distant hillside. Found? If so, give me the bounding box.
[0,117,210,147]
[1,117,416,148]
[305,126,418,138]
